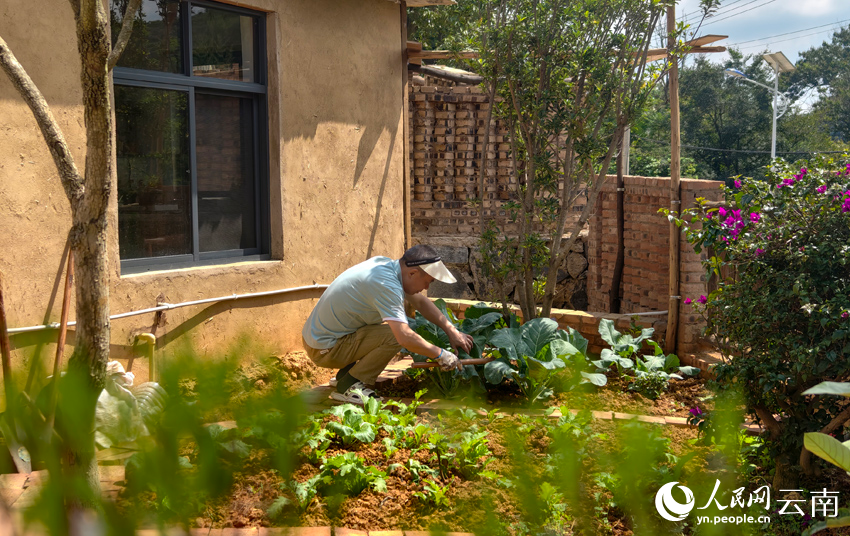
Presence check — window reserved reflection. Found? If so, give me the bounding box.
[195,93,257,252]
[116,86,192,259]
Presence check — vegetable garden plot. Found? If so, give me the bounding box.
[133,392,719,534]
[395,301,704,414]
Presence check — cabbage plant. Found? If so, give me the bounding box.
[484,318,587,403]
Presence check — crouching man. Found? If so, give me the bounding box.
[302,245,473,404]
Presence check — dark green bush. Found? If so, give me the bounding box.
[670,155,850,487]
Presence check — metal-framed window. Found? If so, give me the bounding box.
[112,0,269,273]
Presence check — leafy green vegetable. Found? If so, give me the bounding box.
[484,318,572,403]
[413,479,450,507]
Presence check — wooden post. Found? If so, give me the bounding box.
[608,130,626,313]
[665,5,682,354]
[400,2,413,250]
[48,249,74,430]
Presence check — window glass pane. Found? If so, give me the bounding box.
[116,86,192,260]
[195,93,257,252]
[191,6,256,83]
[111,0,182,73]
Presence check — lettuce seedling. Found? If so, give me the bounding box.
[592,318,655,374]
[316,452,387,496]
[450,429,492,478]
[324,404,376,446]
[413,478,450,507]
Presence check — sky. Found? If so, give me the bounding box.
[676,0,847,63]
[674,0,849,108]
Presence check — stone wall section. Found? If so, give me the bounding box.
[587,176,723,351]
[416,233,590,312]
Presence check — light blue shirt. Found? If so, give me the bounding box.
[302,256,408,349]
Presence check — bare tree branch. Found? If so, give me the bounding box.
[108,0,142,70]
[800,402,850,475]
[754,405,782,440]
[0,35,84,203]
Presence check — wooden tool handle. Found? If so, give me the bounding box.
[410,357,495,368]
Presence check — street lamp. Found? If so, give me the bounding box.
[724,51,795,161]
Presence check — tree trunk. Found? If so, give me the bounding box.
[3,0,123,520]
[772,455,799,489]
[62,0,113,509]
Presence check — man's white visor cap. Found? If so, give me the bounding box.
[407,256,457,284]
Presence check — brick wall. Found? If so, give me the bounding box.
[587,176,723,351]
[409,83,584,237]
[409,82,722,353]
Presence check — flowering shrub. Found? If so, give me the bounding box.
[668,155,850,487]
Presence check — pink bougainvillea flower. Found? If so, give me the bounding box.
[842,312,849,319]
[734,179,743,188]
[718,207,727,218]
[697,295,708,304]
[817,184,828,194]
[755,248,765,256]
[800,167,808,175]
[750,212,760,222]
[684,298,692,305]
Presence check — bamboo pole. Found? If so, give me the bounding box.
[665,5,682,354]
[47,249,73,430]
[401,2,412,250]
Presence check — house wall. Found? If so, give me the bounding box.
[587,176,724,352]
[0,0,406,381]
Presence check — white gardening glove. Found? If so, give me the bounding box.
[434,349,462,372]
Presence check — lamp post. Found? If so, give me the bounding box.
[724,51,795,161]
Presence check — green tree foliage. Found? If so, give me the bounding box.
[407,1,481,57]
[632,51,775,180]
[458,0,680,320]
[631,47,849,181]
[789,25,850,143]
[679,52,774,179]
